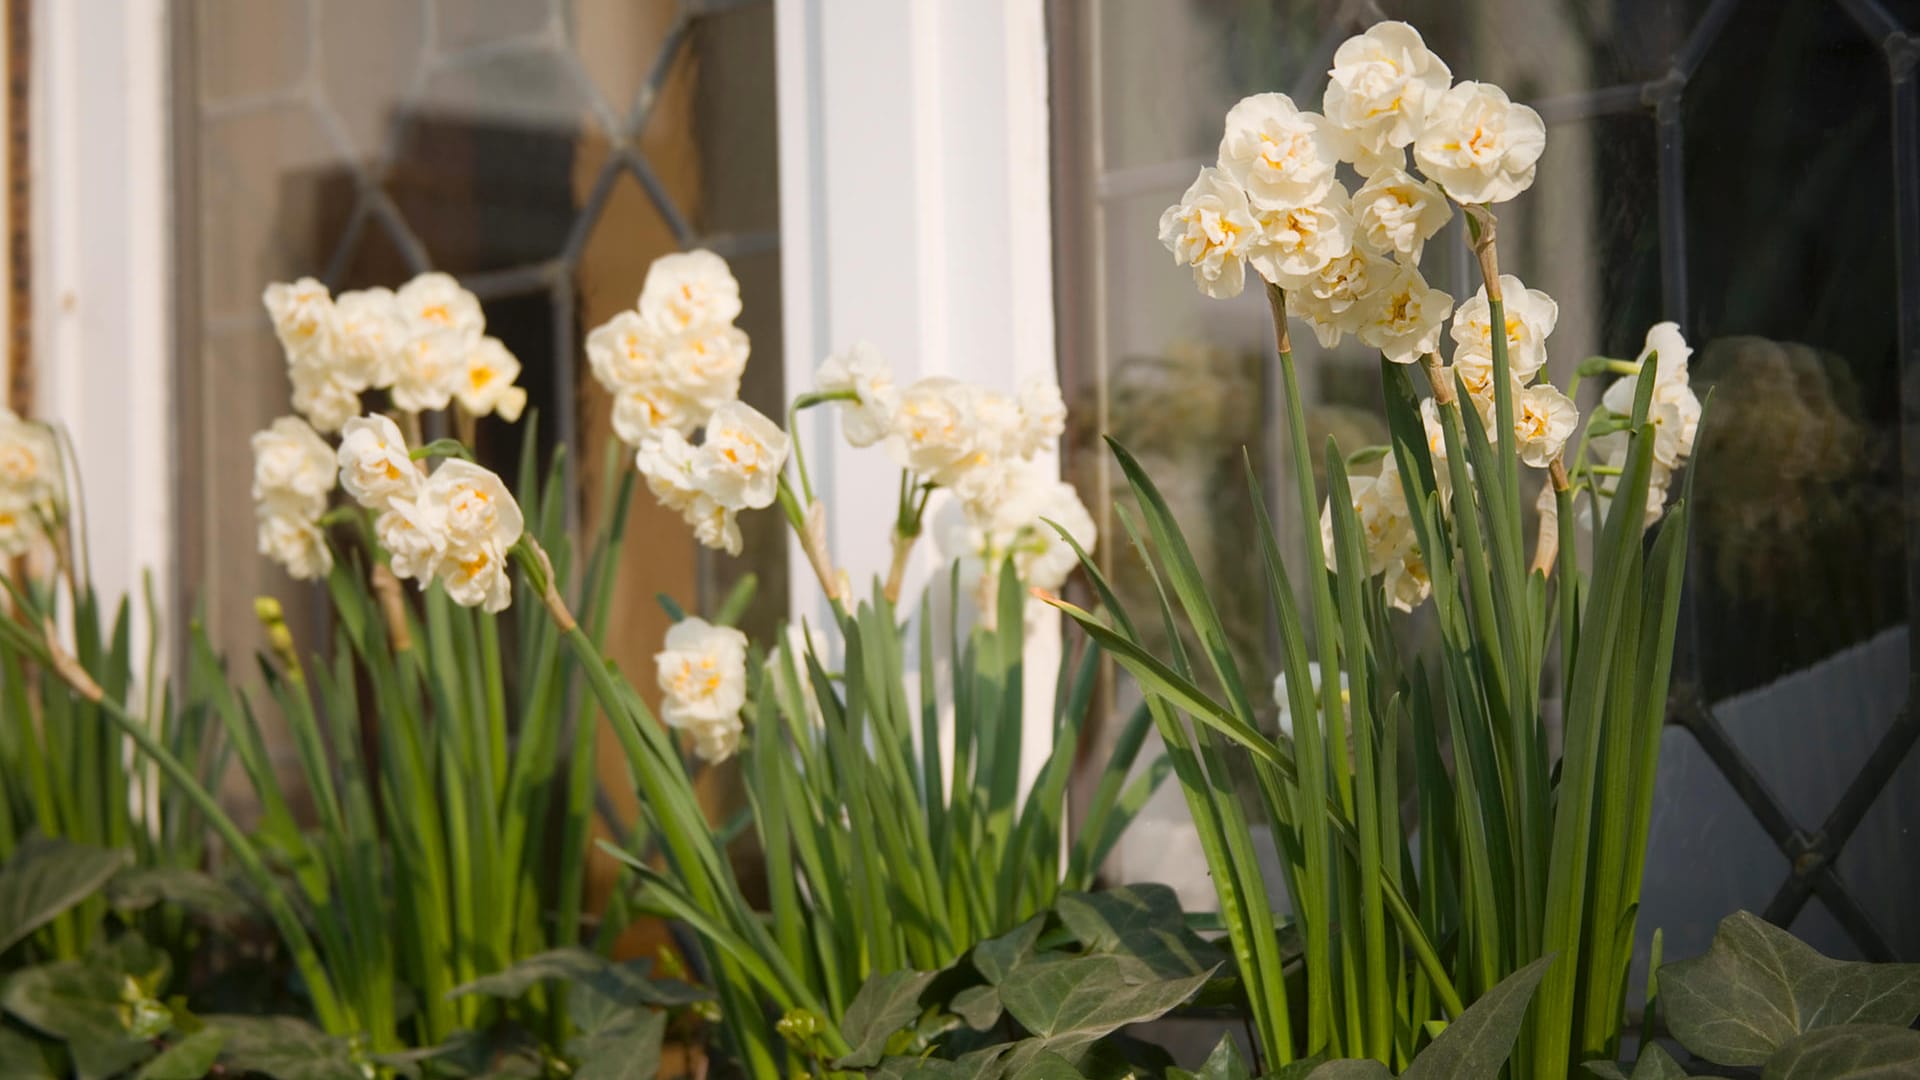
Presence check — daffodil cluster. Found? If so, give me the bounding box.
[251,416,339,581]
[588,251,788,556]
[0,408,63,556]
[1588,322,1703,526]
[263,272,528,432]
[334,414,525,613]
[813,342,1095,594]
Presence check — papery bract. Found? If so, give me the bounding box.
[1413,80,1546,205]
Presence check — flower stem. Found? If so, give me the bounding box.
[785,390,859,506]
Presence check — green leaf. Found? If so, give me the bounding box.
[204,1015,362,1080]
[1056,885,1228,978]
[1661,911,1920,1066]
[107,867,245,919]
[973,917,1044,986]
[835,969,938,1069]
[1585,1042,1695,1080]
[1402,955,1553,1080]
[571,1010,666,1080]
[1167,1034,1251,1080]
[1761,1024,1920,1079]
[1019,1049,1090,1079]
[951,985,1003,1031]
[136,1027,225,1080]
[996,954,1211,1060]
[449,948,706,1008]
[1304,1062,1393,1079]
[0,1026,57,1080]
[0,939,164,1080]
[0,837,130,953]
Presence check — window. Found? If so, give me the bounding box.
[1050,0,1920,967]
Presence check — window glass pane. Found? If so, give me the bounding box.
[1054,0,1920,968]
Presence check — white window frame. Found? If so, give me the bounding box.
[774,0,1062,779]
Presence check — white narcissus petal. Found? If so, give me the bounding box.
[1247,185,1355,289]
[890,377,979,480]
[638,250,743,336]
[655,616,750,763]
[389,328,471,414]
[1014,379,1067,458]
[251,416,337,514]
[816,341,901,448]
[1356,262,1453,365]
[1514,383,1579,468]
[454,336,528,422]
[423,459,525,554]
[660,324,751,421]
[1217,93,1339,210]
[333,288,408,390]
[1158,167,1256,300]
[1413,81,1546,205]
[256,508,333,582]
[336,414,421,510]
[1290,247,1393,348]
[0,410,64,527]
[263,278,340,366]
[587,310,665,393]
[1351,167,1453,263]
[696,400,790,511]
[1322,22,1453,175]
[1449,275,1558,381]
[290,364,362,434]
[396,272,485,336]
[1272,662,1349,740]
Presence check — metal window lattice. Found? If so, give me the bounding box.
[201,0,776,508]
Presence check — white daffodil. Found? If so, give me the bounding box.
[333,288,408,390]
[1158,167,1257,300]
[1413,81,1546,205]
[257,507,333,581]
[1514,383,1579,468]
[1636,320,1693,378]
[455,336,528,422]
[970,462,1097,592]
[1384,546,1433,611]
[1320,463,1415,576]
[376,498,445,583]
[686,494,745,557]
[1291,247,1392,348]
[659,324,750,421]
[1357,263,1453,365]
[1351,167,1452,264]
[1322,22,1453,176]
[612,386,700,448]
[655,616,750,760]
[396,272,485,336]
[696,400,790,511]
[263,278,340,365]
[816,341,901,448]
[0,410,62,510]
[289,364,361,434]
[1014,379,1068,459]
[424,459,524,555]
[1602,323,1700,468]
[1272,661,1349,739]
[1248,185,1355,288]
[587,310,665,392]
[433,541,514,613]
[635,427,703,513]
[251,416,337,514]
[389,328,470,414]
[1450,276,1558,382]
[638,250,743,336]
[891,377,980,481]
[1588,439,1674,531]
[1218,93,1339,211]
[336,414,420,510]
[0,497,34,556]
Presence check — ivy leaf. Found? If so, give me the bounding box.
[996,954,1211,1061]
[972,917,1044,986]
[1585,1042,1700,1080]
[0,1026,57,1080]
[1760,1024,1920,1079]
[108,867,245,919]
[571,1010,666,1080]
[449,948,706,1009]
[1169,1033,1251,1080]
[135,1027,226,1080]
[204,1015,362,1080]
[1018,1049,1089,1079]
[0,941,161,1080]
[1055,885,1227,978]
[1304,1062,1393,1078]
[835,969,939,1069]
[1662,911,1920,1066]
[0,837,129,953]
[951,985,1003,1031]
[1401,955,1553,1080]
